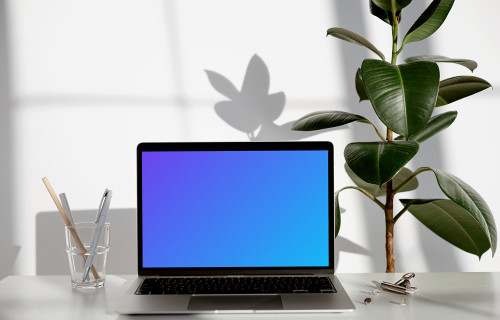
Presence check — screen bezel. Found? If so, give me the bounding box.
[137,141,334,276]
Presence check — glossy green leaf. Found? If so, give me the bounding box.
[361,59,439,137]
[419,168,497,255]
[334,190,341,237]
[344,141,419,186]
[327,28,385,61]
[369,1,403,25]
[345,164,418,197]
[436,76,492,107]
[355,69,369,102]
[401,199,493,258]
[398,111,457,142]
[370,0,391,24]
[402,0,455,46]
[292,111,369,131]
[371,0,412,11]
[404,55,477,72]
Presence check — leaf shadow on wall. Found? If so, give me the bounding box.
[206,54,338,141]
[206,54,373,269]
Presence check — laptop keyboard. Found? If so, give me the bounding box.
[136,276,336,295]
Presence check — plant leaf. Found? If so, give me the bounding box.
[370,0,392,24]
[398,111,457,142]
[345,164,418,197]
[369,1,403,25]
[361,59,440,137]
[334,190,341,237]
[402,0,455,46]
[327,28,385,61]
[401,199,493,258]
[344,141,419,186]
[355,68,369,102]
[404,55,477,72]
[371,0,412,11]
[419,168,497,255]
[292,111,369,131]
[436,76,492,107]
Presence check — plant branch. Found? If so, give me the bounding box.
[394,202,413,223]
[366,120,386,141]
[392,167,435,222]
[392,167,433,195]
[338,186,385,210]
[396,43,405,55]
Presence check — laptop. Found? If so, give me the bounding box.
[114,141,355,314]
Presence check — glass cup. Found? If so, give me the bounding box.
[65,222,110,290]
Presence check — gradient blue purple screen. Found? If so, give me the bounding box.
[141,150,330,268]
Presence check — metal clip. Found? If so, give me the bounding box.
[380,272,417,295]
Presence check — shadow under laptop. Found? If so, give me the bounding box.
[115,313,354,320]
[36,208,137,275]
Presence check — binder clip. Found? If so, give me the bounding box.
[380,272,417,295]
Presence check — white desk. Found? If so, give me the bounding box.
[1,273,499,320]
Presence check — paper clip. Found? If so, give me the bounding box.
[380,272,417,295]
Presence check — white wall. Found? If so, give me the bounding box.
[1,0,499,277]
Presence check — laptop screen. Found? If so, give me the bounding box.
[137,142,333,274]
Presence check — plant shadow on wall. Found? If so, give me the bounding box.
[206,54,337,141]
[293,0,496,272]
[206,54,374,270]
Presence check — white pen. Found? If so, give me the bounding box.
[83,189,112,281]
[94,189,108,223]
[59,193,75,226]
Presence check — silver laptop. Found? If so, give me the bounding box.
[115,141,355,314]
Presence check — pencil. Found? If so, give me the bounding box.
[42,177,100,280]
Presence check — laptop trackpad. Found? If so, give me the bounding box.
[188,295,283,311]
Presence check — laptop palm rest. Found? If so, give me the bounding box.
[188,295,283,311]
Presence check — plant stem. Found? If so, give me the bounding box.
[385,136,396,272]
[390,2,399,65]
[384,0,399,273]
[385,179,396,273]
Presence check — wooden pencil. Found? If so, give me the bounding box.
[42,177,100,280]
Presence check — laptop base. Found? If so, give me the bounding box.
[114,275,355,314]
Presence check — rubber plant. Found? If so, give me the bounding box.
[293,0,496,272]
